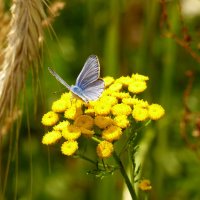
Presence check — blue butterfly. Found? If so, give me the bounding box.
[48,55,105,103]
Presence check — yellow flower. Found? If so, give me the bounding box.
[94,116,113,129]
[96,141,114,158]
[94,102,111,115]
[60,92,72,106]
[138,179,152,191]
[80,127,94,137]
[111,103,132,116]
[132,98,149,108]
[148,104,165,120]
[103,76,115,87]
[64,105,82,120]
[52,99,68,113]
[115,76,132,87]
[75,99,84,107]
[88,100,98,107]
[74,115,94,129]
[60,92,72,101]
[42,131,62,145]
[84,108,95,116]
[132,73,149,81]
[62,125,81,140]
[101,89,112,96]
[99,95,118,106]
[122,98,136,106]
[132,106,149,121]
[41,111,59,126]
[53,120,70,131]
[111,92,130,99]
[128,81,147,94]
[114,115,130,129]
[108,82,123,92]
[61,141,78,156]
[102,125,122,142]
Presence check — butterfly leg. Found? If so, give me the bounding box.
[70,94,78,106]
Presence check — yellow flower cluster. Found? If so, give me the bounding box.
[41,73,165,158]
[138,179,152,191]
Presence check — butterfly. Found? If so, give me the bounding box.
[48,55,105,103]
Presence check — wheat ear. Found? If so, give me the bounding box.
[0,0,46,130]
[0,0,10,67]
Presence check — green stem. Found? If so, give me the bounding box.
[92,136,137,199]
[120,120,151,155]
[113,151,137,200]
[91,136,101,143]
[144,193,148,200]
[76,154,97,165]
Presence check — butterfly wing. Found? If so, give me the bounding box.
[81,79,104,101]
[48,67,71,90]
[76,55,100,90]
[71,79,104,102]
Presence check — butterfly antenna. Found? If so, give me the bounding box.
[48,67,71,90]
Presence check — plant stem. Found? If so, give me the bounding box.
[76,154,97,165]
[113,151,137,200]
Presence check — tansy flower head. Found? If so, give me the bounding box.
[41,111,59,126]
[115,76,132,87]
[74,115,94,130]
[52,99,68,113]
[114,115,130,129]
[111,92,130,99]
[132,106,149,121]
[42,131,62,145]
[61,141,78,156]
[94,116,113,129]
[80,127,94,137]
[53,120,70,131]
[111,103,132,116]
[75,99,84,108]
[108,82,123,92]
[94,102,111,115]
[99,95,118,106]
[132,98,149,108]
[122,98,136,106]
[128,81,147,94]
[64,106,83,120]
[96,141,114,158]
[132,73,149,81]
[60,92,72,106]
[102,125,122,142]
[103,76,115,87]
[148,104,165,120]
[60,92,72,101]
[101,89,113,96]
[88,100,98,107]
[138,179,152,191]
[84,108,95,116]
[62,125,81,140]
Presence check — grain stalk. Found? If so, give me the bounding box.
[0,0,10,67]
[0,0,46,133]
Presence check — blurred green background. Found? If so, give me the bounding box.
[1,0,200,199]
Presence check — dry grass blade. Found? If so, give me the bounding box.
[0,0,46,132]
